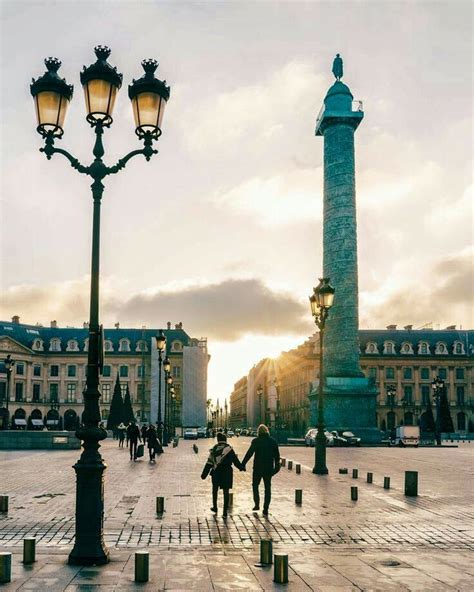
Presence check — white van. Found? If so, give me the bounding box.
[394,426,420,447]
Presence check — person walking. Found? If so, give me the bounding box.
[201,433,244,518]
[141,423,148,447]
[127,421,142,461]
[242,424,280,516]
[117,422,126,448]
[125,422,131,448]
[146,424,160,462]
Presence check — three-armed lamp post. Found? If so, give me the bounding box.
[30,46,170,566]
[156,330,167,443]
[309,278,335,475]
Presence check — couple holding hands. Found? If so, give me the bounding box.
[201,424,280,518]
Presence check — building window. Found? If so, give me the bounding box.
[420,367,430,380]
[119,339,131,352]
[172,341,182,351]
[32,339,44,351]
[455,368,465,380]
[418,342,430,355]
[16,363,25,376]
[67,384,76,403]
[120,384,128,399]
[119,365,128,378]
[102,383,111,403]
[33,364,41,377]
[15,382,24,402]
[66,340,79,351]
[453,342,464,355]
[102,365,111,377]
[84,338,89,352]
[383,342,394,355]
[67,365,76,377]
[435,342,448,355]
[365,342,378,354]
[172,366,181,379]
[421,386,430,406]
[49,338,61,352]
[50,383,59,402]
[438,367,447,380]
[33,383,41,402]
[137,365,146,379]
[50,365,59,377]
[456,386,465,406]
[104,340,113,352]
[403,386,413,404]
[137,383,145,402]
[385,367,395,380]
[401,342,413,354]
[136,340,147,352]
[402,367,412,380]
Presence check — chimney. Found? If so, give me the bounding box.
[83,322,89,329]
[175,323,180,329]
[179,322,183,329]
[386,324,397,330]
[445,325,456,330]
[167,321,171,330]
[50,320,57,328]
[11,315,20,324]
[404,325,413,331]
[115,322,120,329]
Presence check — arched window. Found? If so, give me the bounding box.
[32,339,44,351]
[383,341,395,355]
[84,338,89,352]
[387,411,396,430]
[457,412,466,431]
[435,342,448,355]
[453,342,464,355]
[66,340,79,352]
[365,342,378,354]
[400,342,413,355]
[49,338,61,352]
[404,411,414,426]
[119,339,131,352]
[104,340,113,352]
[418,341,430,355]
[172,341,182,351]
[136,340,148,352]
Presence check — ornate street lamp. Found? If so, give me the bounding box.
[30,46,170,566]
[170,388,176,436]
[164,372,173,446]
[431,376,444,446]
[2,355,15,429]
[309,277,335,475]
[256,384,263,425]
[156,329,166,443]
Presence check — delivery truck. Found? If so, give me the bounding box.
[394,425,420,447]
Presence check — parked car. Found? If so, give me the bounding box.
[330,431,349,446]
[197,427,206,438]
[227,430,234,437]
[183,428,198,440]
[241,429,249,436]
[305,428,335,447]
[340,431,361,446]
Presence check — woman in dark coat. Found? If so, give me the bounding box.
[146,424,162,462]
[201,433,244,517]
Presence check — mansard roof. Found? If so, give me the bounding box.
[359,329,473,356]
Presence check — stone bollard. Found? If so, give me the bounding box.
[295,463,301,474]
[367,472,373,484]
[135,551,149,583]
[352,469,358,479]
[23,537,36,564]
[156,496,165,514]
[295,489,303,505]
[0,496,8,513]
[228,492,234,507]
[273,554,289,584]
[0,552,12,584]
[339,468,348,474]
[287,460,293,471]
[384,477,391,490]
[351,486,358,501]
[405,471,418,497]
[281,458,286,467]
[193,444,198,454]
[260,539,273,565]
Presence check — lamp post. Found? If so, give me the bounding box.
[169,386,176,438]
[30,46,170,566]
[2,355,15,429]
[386,384,396,433]
[156,330,166,443]
[431,376,444,446]
[309,278,335,475]
[256,384,263,425]
[162,356,171,445]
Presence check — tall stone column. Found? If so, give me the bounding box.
[311,55,379,442]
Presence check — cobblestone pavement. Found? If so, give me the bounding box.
[0,438,473,590]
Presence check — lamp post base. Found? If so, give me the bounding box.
[313,430,328,475]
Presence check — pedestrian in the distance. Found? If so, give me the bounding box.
[201,433,244,518]
[242,424,280,516]
[141,423,148,446]
[117,422,126,448]
[127,421,142,461]
[125,422,131,448]
[146,424,160,462]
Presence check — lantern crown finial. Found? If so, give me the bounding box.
[44,57,62,73]
[94,45,112,61]
[141,59,158,76]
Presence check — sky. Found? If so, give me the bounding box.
[1,0,473,402]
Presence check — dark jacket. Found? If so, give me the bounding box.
[201,444,243,490]
[127,424,141,442]
[242,434,280,476]
[146,427,160,450]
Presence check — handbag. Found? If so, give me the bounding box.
[136,443,144,458]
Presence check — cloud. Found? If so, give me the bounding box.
[0,277,311,342]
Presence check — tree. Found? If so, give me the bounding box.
[107,374,124,430]
[123,384,135,424]
[438,387,454,433]
[422,398,436,433]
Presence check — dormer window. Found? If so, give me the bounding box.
[49,338,61,352]
[435,342,448,355]
[172,340,182,352]
[383,341,395,355]
[66,339,79,352]
[32,339,44,351]
[400,342,413,355]
[136,340,148,352]
[453,341,465,355]
[365,342,378,354]
[119,338,131,352]
[104,340,113,352]
[84,338,89,352]
[418,341,430,355]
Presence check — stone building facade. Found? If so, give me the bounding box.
[0,317,208,430]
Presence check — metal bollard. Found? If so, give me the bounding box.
[295,463,301,474]
[384,477,390,490]
[0,496,8,512]
[23,537,36,564]
[0,552,12,584]
[351,486,358,501]
[156,496,165,514]
[135,551,149,583]
[295,489,303,505]
[339,468,348,474]
[228,492,234,507]
[352,469,358,479]
[260,539,273,565]
[287,460,293,470]
[367,472,373,484]
[405,471,418,497]
[274,554,289,584]
[281,458,286,467]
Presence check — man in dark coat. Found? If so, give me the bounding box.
[126,421,142,461]
[242,424,280,516]
[201,433,244,518]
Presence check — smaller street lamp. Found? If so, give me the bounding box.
[156,330,166,443]
[256,384,263,425]
[2,355,15,429]
[431,376,444,446]
[309,277,335,475]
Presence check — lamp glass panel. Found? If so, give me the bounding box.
[132,92,165,132]
[35,91,69,134]
[84,79,117,120]
[309,295,320,317]
[321,290,335,308]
